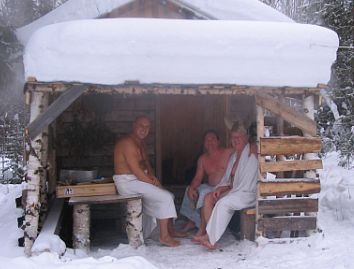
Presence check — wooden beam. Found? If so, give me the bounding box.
[26,85,86,140]
[25,81,322,96]
[260,136,321,156]
[258,216,317,232]
[259,179,321,196]
[260,159,323,173]
[258,198,318,215]
[255,93,317,136]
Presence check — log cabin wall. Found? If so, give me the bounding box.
[103,0,202,20]
[55,94,157,179]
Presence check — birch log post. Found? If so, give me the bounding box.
[303,95,318,179]
[73,204,90,253]
[39,94,49,228]
[125,197,144,248]
[24,91,47,256]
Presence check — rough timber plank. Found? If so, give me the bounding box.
[259,179,321,196]
[260,136,321,156]
[260,159,323,173]
[258,216,317,232]
[258,198,318,215]
[255,93,317,136]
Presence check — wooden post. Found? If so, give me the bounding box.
[155,95,162,180]
[39,94,49,228]
[73,204,90,253]
[256,104,265,239]
[126,197,144,248]
[240,209,256,241]
[24,91,47,256]
[303,95,317,179]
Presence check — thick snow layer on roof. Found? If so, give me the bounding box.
[179,0,293,22]
[16,0,133,45]
[24,18,338,87]
[16,0,292,45]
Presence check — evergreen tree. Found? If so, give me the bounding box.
[262,0,354,167]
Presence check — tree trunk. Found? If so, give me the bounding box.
[24,91,47,256]
[73,204,90,253]
[126,198,144,248]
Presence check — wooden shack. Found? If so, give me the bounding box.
[18,0,339,255]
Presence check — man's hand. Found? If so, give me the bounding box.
[187,187,198,201]
[150,176,161,187]
[212,186,230,200]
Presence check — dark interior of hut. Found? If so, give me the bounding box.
[55,93,256,248]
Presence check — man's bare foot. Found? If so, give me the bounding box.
[181,220,196,232]
[191,233,206,244]
[160,236,181,247]
[200,236,217,250]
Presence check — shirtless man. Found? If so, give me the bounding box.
[113,116,182,247]
[179,130,233,231]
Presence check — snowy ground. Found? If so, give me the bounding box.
[0,152,353,269]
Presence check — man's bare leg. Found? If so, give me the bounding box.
[159,218,180,247]
[192,193,216,243]
[191,211,206,243]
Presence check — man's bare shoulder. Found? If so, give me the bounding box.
[115,135,136,150]
[222,147,234,156]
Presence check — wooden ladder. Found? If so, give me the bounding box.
[256,136,322,239]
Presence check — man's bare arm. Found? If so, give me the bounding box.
[187,157,205,200]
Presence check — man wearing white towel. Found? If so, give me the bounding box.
[194,122,259,249]
[113,116,182,247]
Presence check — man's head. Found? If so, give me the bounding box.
[230,121,248,153]
[203,129,220,152]
[132,116,150,140]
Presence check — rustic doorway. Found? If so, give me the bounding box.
[158,95,228,185]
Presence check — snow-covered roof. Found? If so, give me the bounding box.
[24,18,338,87]
[16,0,293,45]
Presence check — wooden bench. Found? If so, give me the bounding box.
[68,194,143,253]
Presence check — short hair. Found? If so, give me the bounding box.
[203,129,220,141]
[134,115,150,124]
[231,121,247,135]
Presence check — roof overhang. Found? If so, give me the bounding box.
[23,18,339,88]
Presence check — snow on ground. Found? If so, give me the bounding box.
[0,152,353,269]
[23,18,338,87]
